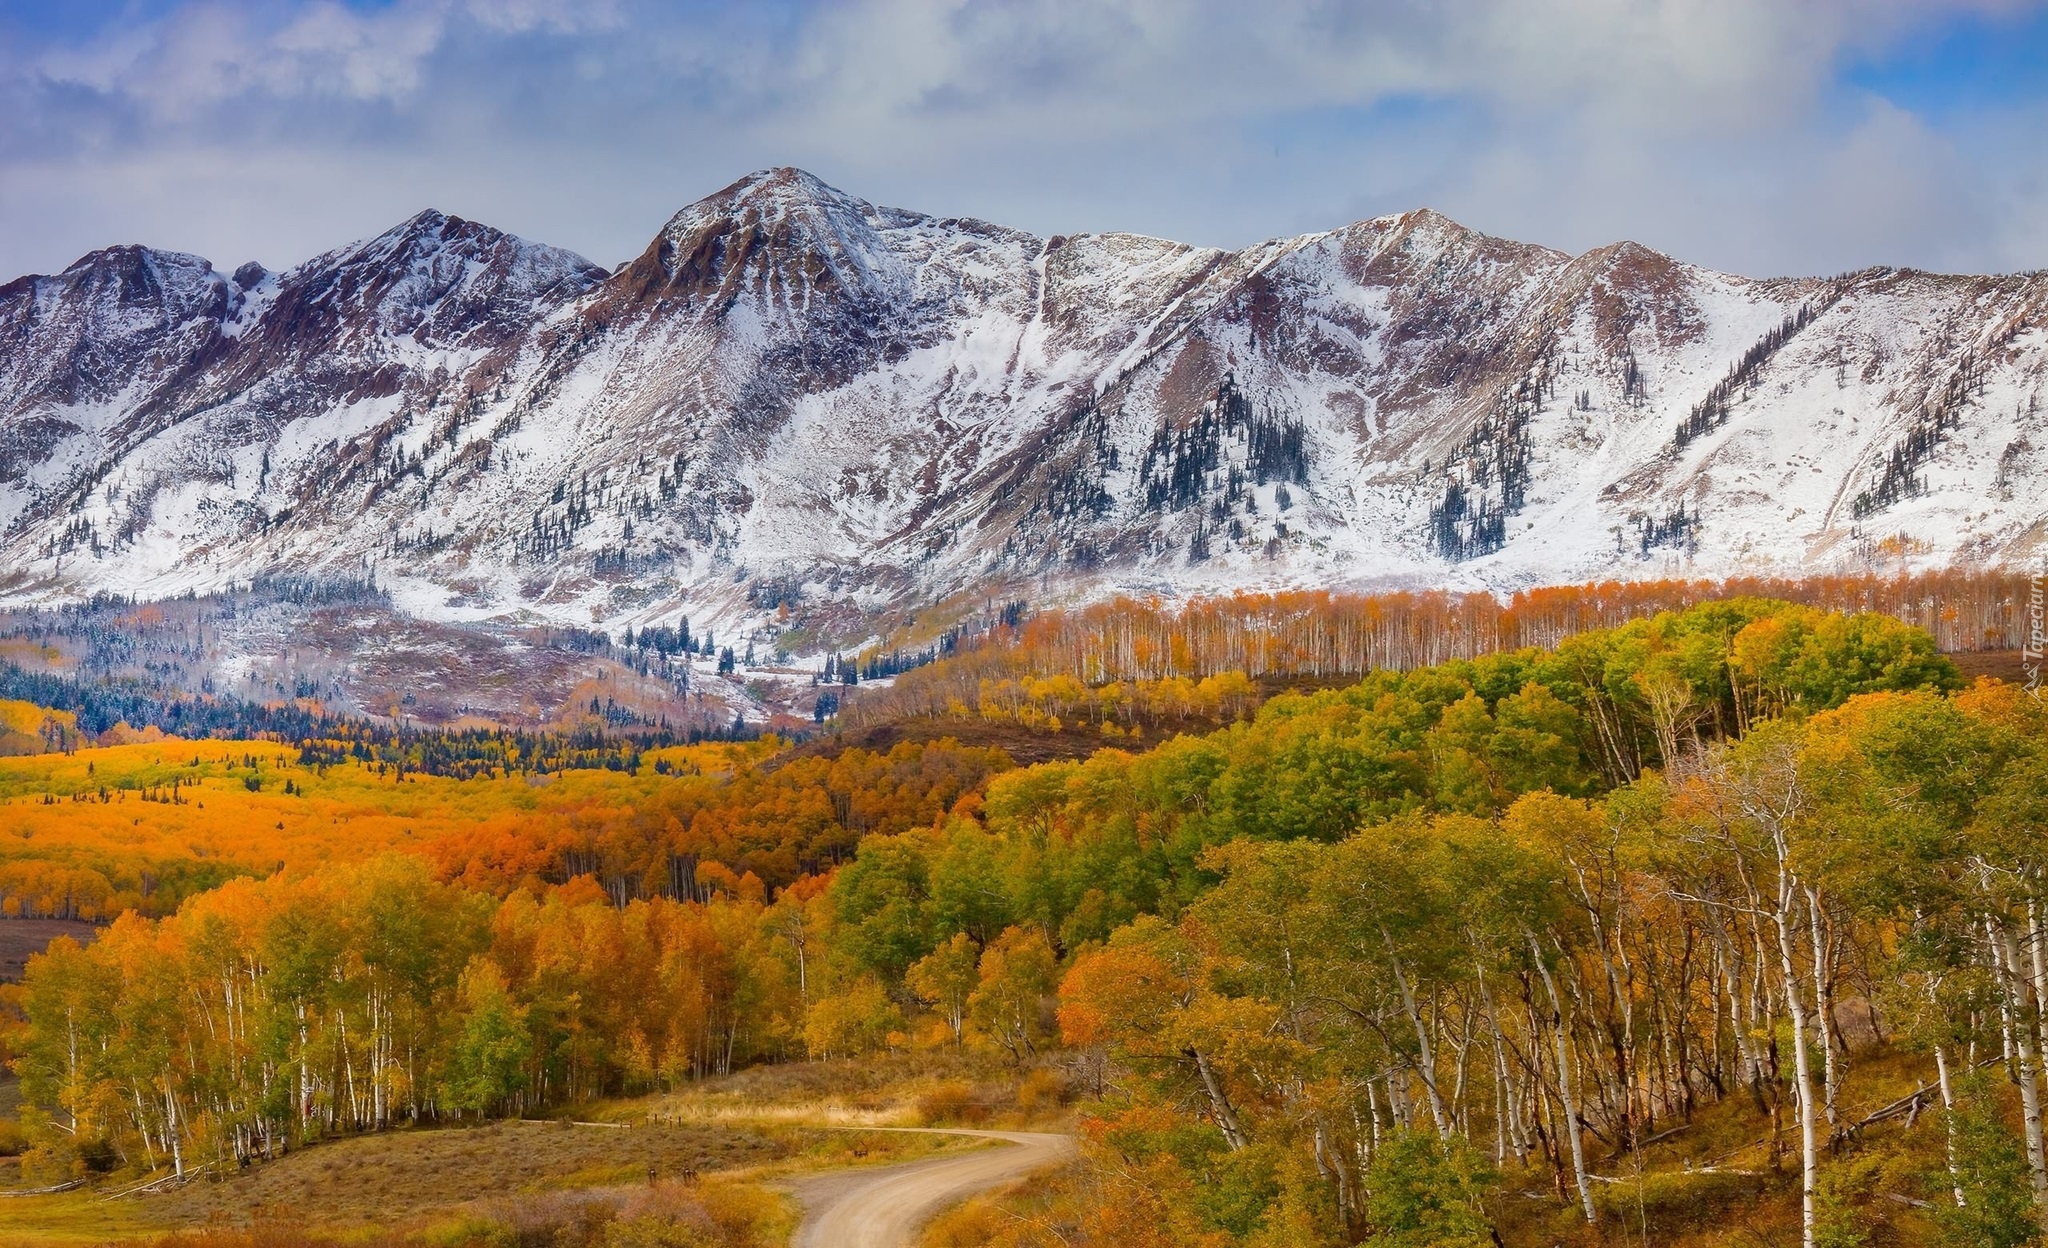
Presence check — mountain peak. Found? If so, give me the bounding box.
[1327,205,1569,278]
[612,167,910,312]
[396,206,449,231]
[728,166,861,207]
[330,209,513,269]
[59,243,215,279]
[264,209,603,348]
[1396,206,1463,231]
[3,244,227,331]
[1573,238,1684,271]
[657,167,885,243]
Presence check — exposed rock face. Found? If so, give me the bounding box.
[2,168,2043,639]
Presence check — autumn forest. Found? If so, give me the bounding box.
[1,572,2046,1248]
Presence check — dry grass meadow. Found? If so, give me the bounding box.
[0,1052,1074,1247]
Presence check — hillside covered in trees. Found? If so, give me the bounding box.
[2,586,2045,1247]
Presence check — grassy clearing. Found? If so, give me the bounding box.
[138,1119,787,1229]
[0,1188,156,1248]
[0,1117,809,1246]
[0,1054,1070,1246]
[0,918,100,981]
[113,1175,795,1248]
[646,1051,1080,1134]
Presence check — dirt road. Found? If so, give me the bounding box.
[788,1129,1075,1248]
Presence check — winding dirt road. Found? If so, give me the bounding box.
[788,1129,1075,1248]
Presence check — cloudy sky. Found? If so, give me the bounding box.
[3,0,2045,282]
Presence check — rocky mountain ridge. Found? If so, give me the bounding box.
[3,168,2042,648]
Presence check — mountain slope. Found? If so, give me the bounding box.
[1,169,2042,645]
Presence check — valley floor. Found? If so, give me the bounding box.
[0,1055,1075,1248]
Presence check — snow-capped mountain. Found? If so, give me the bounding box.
[3,168,2043,642]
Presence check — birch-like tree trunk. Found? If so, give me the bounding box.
[1530,933,1596,1224]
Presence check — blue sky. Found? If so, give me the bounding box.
[1,1,2044,280]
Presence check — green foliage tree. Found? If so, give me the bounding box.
[1360,1129,1500,1248]
[802,975,902,1059]
[906,932,980,1048]
[444,959,531,1117]
[970,926,1058,1062]
[829,832,936,979]
[1934,1076,2043,1248]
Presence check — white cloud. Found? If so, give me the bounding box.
[0,0,2042,281]
[31,1,451,113]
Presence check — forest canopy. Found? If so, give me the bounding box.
[5,590,2042,1248]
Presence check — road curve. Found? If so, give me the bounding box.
[788,1129,1076,1248]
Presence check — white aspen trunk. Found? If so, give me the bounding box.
[163,1076,184,1179]
[1993,925,2021,1068]
[1448,1006,1473,1134]
[130,1087,158,1170]
[1190,1047,1249,1150]
[370,990,385,1129]
[1613,908,1642,1140]
[1935,1042,1965,1208]
[1574,862,1639,1142]
[2030,897,2048,1079]
[1732,850,1783,1099]
[1773,880,1818,1248]
[1804,887,1840,1132]
[1311,1122,1347,1222]
[1384,935,1450,1137]
[337,1008,359,1129]
[1993,920,2048,1205]
[1365,1076,1383,1156]
[1710,913,1764,1105]
[795,935,809,1015]
[1478,966,1526,1162]
[1492,1045,1510,1164]
[1532,934,1596,1225]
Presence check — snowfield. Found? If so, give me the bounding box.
[0,168,2041,649]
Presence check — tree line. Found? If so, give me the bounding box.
[848,569,2029,730]
[11,857,822,1180]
